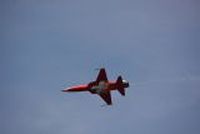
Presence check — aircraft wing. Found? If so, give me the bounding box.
[99,91,112,105]
[96,68,108,83]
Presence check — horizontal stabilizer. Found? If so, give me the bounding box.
[116,76,125,96]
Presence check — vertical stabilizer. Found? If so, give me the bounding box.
[116,76,125,96]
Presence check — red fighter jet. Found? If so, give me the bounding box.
[62,68,129,105]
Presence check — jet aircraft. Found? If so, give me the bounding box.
[62,68,129,105]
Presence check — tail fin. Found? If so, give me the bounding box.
[116,76,125,96]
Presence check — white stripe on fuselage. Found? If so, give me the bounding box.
[91,81,108,94]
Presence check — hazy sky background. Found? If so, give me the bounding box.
[1,0,200,134]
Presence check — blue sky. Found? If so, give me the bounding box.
[1,0,200,134]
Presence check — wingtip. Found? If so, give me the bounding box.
[94,67,105,71]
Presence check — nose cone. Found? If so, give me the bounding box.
[61,87,75,92]
[61,85,89,92]
[61,87,78,92]
[61,89,69,92]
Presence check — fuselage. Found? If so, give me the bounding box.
[63,80,129,95]
[62,68,130,105]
